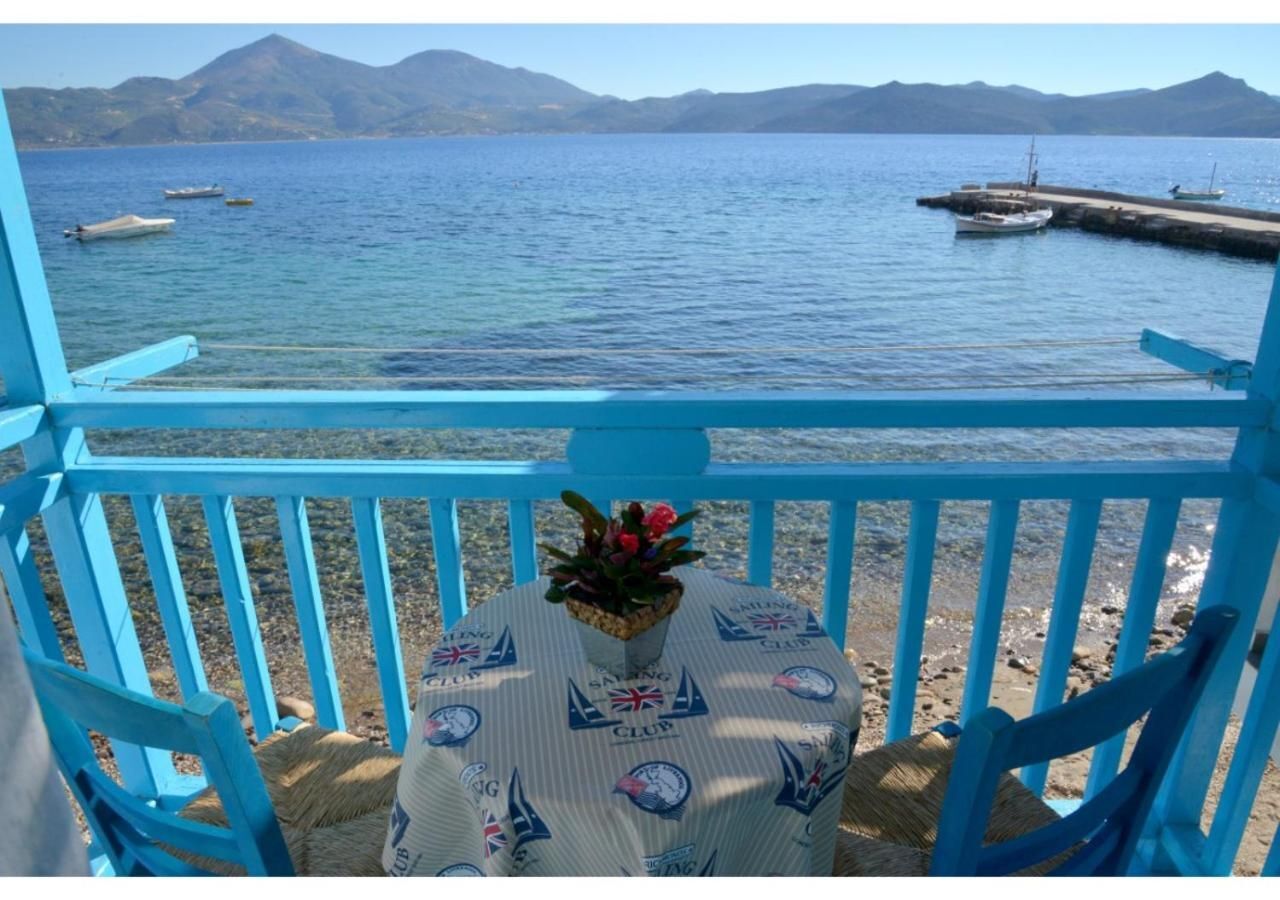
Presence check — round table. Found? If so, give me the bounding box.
[383,567,862,877]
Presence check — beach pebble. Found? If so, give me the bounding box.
[844,648,859,664]
[276,696,315,720]
[873,666,890,676]
[934,672,948,680]
[1071,646,1092,663]
[877,675,894,685]
[1172,607,1195,628]
[1101,605,1120,615]
[879,687,892,700]
[860,677,878,689]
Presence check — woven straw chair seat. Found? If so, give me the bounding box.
[833,731,1064,876]
[176,725,401,876]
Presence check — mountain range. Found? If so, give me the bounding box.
[6,34,1280,147]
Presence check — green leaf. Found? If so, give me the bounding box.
[538,543,574,562]
[672,509,701,528]
[562,490,609,535]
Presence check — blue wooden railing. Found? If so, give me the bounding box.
[2,99,1279,876]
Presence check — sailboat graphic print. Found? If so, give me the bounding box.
[507,768,552,850]
[472,626,517,671]
[567,678,623,730]
[658,667,709,720]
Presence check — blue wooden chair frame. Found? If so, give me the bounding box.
[931,606,1239,876]
[23,647,294,876]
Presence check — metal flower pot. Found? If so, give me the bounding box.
[565,587,682,680]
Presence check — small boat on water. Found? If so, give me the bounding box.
[955,208,1053,234]
[164,185,223,199]
[954,136,1054,235]
[224,197,254,206]
[1170,163,1226,201]
[63,214,174,241]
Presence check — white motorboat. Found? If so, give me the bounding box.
[63,214,175,241]
[164,185,224,199]
[955,208,1053,234]
[1170,164,1226,201]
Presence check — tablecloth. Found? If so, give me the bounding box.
[384,567,862,876]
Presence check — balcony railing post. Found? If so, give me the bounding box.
[1154,261,1280,867]
[0,96,176,798]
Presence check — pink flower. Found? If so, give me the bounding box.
[619,532,640,554]
[643,503,678,539]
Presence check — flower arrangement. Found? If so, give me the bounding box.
[541,491,704,618]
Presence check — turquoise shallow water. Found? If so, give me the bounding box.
[7,133,1280,644]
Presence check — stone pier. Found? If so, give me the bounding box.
[917,183,1280,261]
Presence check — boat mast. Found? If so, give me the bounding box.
[1024,135,1037,202]
[1209,161,1217,192]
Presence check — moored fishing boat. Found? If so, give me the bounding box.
[954,136,1053,235]
[224,197,254,206]
[164,185,223,199]
[63,214,175,241]
[1170,163,1226,201]
[955,208,1053,234]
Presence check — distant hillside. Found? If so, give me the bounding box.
[5,35,1280,146]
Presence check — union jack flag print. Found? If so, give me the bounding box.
[481,810,507,858]
[748,612,796,632]
[432,643,481,667]
[608,685,665,713]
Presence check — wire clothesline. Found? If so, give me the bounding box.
[199,336,1138,357]
[76,370,1203,385]
[74,373,1215,392]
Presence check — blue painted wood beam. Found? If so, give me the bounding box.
[821,501,857,650]
[429,498,467,630]
[0,471,64,534]
[351,498,410,752]
[201,495,277,739]
[886,499,940,742]
[1085,498,1181,800]
[1020,498,1102,795]
[1140,329,1252,391]
[1255,475,1280,518]
[47,390,1268,431]
[0,526,64,661]
[747,500,775,587]
[67,336,199,394]
[1,96,176,798]
[1263,821,1280,876]
[961,499,1020,723]
[67,457,1248,503]
[1203,579,1280,873]
[507,499,538,585]
[130,494,207,700]
[275,496,344,731]
[0,404,45,452]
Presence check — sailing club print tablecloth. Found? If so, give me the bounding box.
[383,567,862,876]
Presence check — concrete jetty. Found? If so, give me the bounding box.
[917,183,1280,261]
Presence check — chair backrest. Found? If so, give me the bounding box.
[930,605,1238,876]
[22,647,293,876]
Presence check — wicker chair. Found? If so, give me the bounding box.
[834,606,1237,876]
[23,647,398,876]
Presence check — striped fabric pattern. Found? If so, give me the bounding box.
[385,567,862,877]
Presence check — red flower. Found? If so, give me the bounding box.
[619,532,640,554]
[643,503,679,539]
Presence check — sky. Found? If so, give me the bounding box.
[1,24,1279,99]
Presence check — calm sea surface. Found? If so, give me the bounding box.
[9,133,1280,649]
